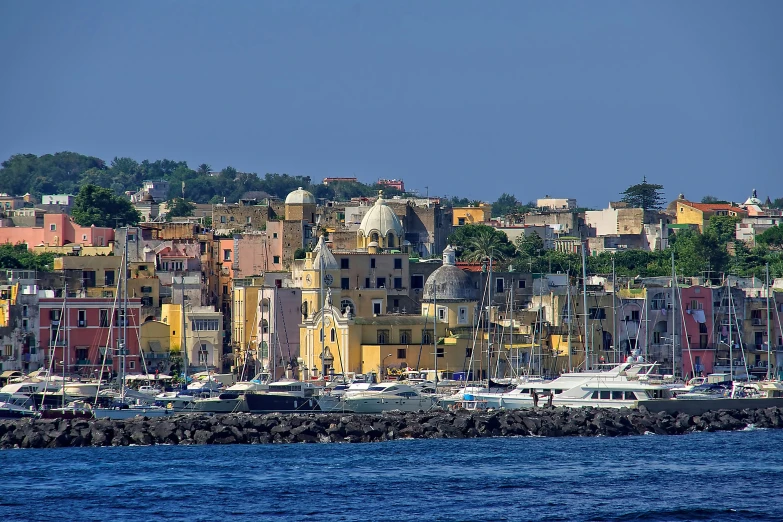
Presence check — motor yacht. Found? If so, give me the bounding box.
[193,392,249,413]
[0,392,39,419]
[340,382,438,413]
[243,381,321,414]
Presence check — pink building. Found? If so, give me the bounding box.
[233,226,284,278]
[0,214,114,248]
[378,178,405,192]
[678,285,715,378]
[39,297,142,376]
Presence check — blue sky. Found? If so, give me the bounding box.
[1,1,781,207]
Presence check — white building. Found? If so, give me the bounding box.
[41,194,74,206]
[536,197,576,211]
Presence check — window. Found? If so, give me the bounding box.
[411,275,424,289]
[689,299,703,310]
[129,361,136,370]
[230,216,235,222]
[437,307,446,321]
[141,286,152,293]
[77,310,86,327]
[341,258,350,269]
[82,270,96,288]
[340,299,354,315]
[273,232,278,239]
[141,297,153,307]
[466,348,472,358]
[220,216,226,223]
[104,270,115,286]
[223,285,228,294]
[612,391,623,400]
[600,390,610,400]
[22,319,28,331]
[394,258,402,270]
[376,277,386,288]
[302,302,308,318]
[372,300,382,315]
[458,307,468,325]
[436,347,444,358]
[330,328,335,342]
[397,348,407,359]
[496,278,504,293]
[99,309,109,327]
[377,330,389,344]
[223,249,231,261]
[422,331,433,344]
[624,391,636,400]
[394,277,402,289]
[50,223,56,231]
[364,278,370,289]
[588,308,606,320]
[393,299,399,308]
[370,258,377,269]
[653,331,662,344]
[458,217,466,226]
[82,234,87,241]
[191,319,220,330]
[273,256,280,264]
[246,216,252,224]
[631,310,640,322]
[50,309,61,322]
[400,330,411,344]
[22,305,28,317]
[138,265,147,271]
[518,280,526,289]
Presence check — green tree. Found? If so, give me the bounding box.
[166,198,195,218]
[756,225,783,250]
[71,184,140,227]
[197,163,212,176]
[492,193,518,218]
[620,177,665,210]
[701,195,729,204]
[515,231,544,258]
[0,244,56,271]
[705,215,741,245]
[448,224,515,263]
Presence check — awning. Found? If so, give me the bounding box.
[148,340,162,352]
[0,370,23,378]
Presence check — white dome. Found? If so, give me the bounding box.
[359,192,403,238]
[285,187,316,205]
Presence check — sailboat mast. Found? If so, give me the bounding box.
[581,241,589,370]
[487,252,493,381]
[121,227,128,401]
[728,278,734,381]
[567,276,572,372]
[433,286,438,386]
[612,256,617,364]
[319,244,325,378]
[62,281,67,408]
[180,278,188,387]
[766,263,772,381]
[671,250,677,378]
[273,285,278,380]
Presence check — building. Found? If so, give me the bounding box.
[673,196,747,232]
[0,214,114,249]
[161,303,223,373]
[134,193,160,222]
[130,180,170,204]
[38,296,143,376]
[378,178,405,192]
[536,197,576,211]
[452,205,491,227]
[41,194,74,206]
[323,177,358,185]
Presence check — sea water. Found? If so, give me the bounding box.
[1,429,781,522]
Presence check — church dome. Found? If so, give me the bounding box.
[141,192,155,203]
[423,245,476,302]
[743,189,761,207]
[359,192,404,239]
[285,187,316,205]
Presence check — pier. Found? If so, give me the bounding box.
[2,406,783,449]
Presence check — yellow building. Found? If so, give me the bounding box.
[139,319,171,372]
[161,303,223,372]
[674,198,747,232]
[298,242,478,379]
[232,277,263,371]
[452,205,491,227]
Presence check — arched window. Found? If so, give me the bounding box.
[387,234,395,248]
[371,232,379,243]
[330,328,335,343]
[340,299,355,315]
[302,301,308,318]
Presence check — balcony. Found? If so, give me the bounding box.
[751,318,765,326]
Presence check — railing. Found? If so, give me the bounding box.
[751,318,765,326]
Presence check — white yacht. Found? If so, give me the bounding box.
[340,382,438,413]
[471,361,672,410]
[226,372,272,393]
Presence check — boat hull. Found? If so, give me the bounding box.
[244,393,321,414]
[342,396,437,414]
[93,407,171,419]
[637,397,783,416]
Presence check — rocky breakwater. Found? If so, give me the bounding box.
[2,406,783,449]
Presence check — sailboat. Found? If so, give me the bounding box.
[93,227,168,419]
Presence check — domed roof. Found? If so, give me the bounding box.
[141,192,155,203]
[744,189,761,207]
[285,187,316,205]
[423,245,477,302]
[359,192,404,238]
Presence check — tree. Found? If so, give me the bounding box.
[0,244,56,271]
[701,195,729,204]
[447,224,516,264]
[515,231,544,258]
[166,198,195,218]
[71,184,140,227]
[197,163,212,176]
[705,215,741,245]
[620,177,665,210]
[756,225,783,250]
[492,193,518,218]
